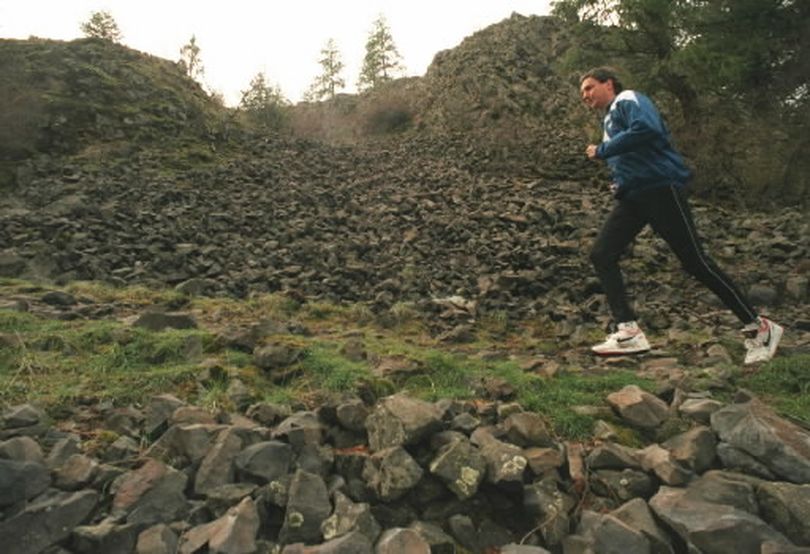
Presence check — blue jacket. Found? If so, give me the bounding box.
[596,90,691,198]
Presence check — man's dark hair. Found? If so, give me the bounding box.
[580,67,624,94]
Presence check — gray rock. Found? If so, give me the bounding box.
[246,402,293,426]
[784,275,808,302]
[0,458,50,507]
[102,435,141,462]
[170,405,217,426]
[524,446,565,475]
[678,398,725,425]
[591,468,656,502]
[320,491,380,542]
[296,443,335,477]
[446,514,480,553]
[180,496,259,554]
[279,469,331,544]
[662,425,717,473]
[579,510,652,554]
[638,444,693,486]
[757,481,810,546]
[362,446,423,502]
[0,489,99,554]
[0,248,26,277]
[110,458,189,525]
[1,403,46,430]
[586,443,642,470]
[254,343,303,371]
[175,277,218,296]
[477,433,528,486]
[409,521,456,554]
[71,520,141,554]
[133,311,198,331]
[46,434,82,468]
[717,442,778,479]
[204,482,258,517]
[683,471,759,514]
[146,423,225,466]
[272,411,324,447]
[194,427,243,495]
[0,435,45,463]
[335,399,369,433]
[711,398,810,483]
[650,485,792,553]
[611,498,675,554]
[375,527,431,554]
[365,394,443,452]
[748,283,779,306]
[428,435,486,499]
[52,453,99,491]
[41,290,77,306]
[523,478,576,546]
[103,406,144,437]
[607,385,670,429]
[499,545,552,554]
[136,524,179,554]
[235,440,293,484]
[144,394,186,439]
[283,529,374,553]
[500,411,554,447]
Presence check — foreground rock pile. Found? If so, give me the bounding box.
[2,389,809,553]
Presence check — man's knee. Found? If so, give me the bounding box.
[590,243,614,269]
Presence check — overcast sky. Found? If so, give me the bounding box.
[0,1,553,106]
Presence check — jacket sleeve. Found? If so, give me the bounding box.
[596,98,662,159]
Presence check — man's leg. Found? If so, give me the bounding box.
[589,200,647,323]
[642,185,758,324]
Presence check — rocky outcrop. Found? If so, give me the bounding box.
[2,388,810,553]
[2,132,807,336]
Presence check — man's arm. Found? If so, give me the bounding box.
[596,98,662,159]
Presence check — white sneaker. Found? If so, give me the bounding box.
[743,316,783,365]
[592,321,651,356]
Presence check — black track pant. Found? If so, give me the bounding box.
[589,184,758,325]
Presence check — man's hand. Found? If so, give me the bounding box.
[586,144,599,160]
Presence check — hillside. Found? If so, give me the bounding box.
[0,36,225,188]
[0,28,806,334]
[0,15,809,554]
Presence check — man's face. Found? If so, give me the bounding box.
[580,77,615,110]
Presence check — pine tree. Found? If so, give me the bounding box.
[304,38,346,102]
[357,15,404,91]
[80,10,122,43]
[239,72,289,130]
[179,35,205,83]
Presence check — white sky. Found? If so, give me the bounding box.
[0,1,553,106]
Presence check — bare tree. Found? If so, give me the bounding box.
[179,35,205,83]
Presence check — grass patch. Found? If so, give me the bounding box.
[519,369,654,439]
[735,353,810,425]
[0,311,216,409]
[404,351,479,400]
[298,343,373,392]
[66,280,187,307]
[1,279,662,442]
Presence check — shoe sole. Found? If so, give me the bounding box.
[592,346,651,356]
